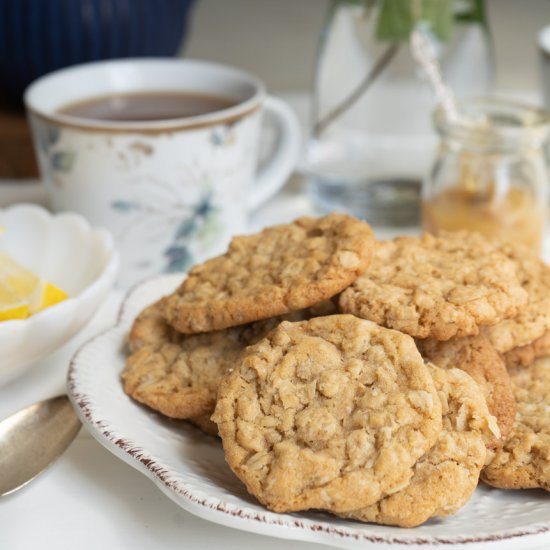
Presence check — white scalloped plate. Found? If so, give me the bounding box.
[67,274,550,550]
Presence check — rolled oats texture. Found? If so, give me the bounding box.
[213,314,443,514]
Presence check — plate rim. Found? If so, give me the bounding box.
[67,274,550,549]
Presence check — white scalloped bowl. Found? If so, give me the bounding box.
[0,204,119,386]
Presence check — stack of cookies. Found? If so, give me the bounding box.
[122,213,550,528]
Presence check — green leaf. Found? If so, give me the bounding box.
[331,0,374,7]
[428,0,453,40]
[375,0,453,42]
[454,0,487,25]
[376,0,411,41]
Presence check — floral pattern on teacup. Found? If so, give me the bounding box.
[210,118,242,147]
[111,186,221,273]
[30,118,75,175]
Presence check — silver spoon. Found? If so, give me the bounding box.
[0,395,81,496]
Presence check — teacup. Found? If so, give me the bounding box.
[24,58,301,288]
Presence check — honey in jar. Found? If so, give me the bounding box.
[422,99,550,253]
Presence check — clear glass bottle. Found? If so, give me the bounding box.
[422,98,550,252]
[306,0,493,226]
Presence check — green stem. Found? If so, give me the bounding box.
[313,42,400,138]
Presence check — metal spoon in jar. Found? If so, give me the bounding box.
[0,395,81,496]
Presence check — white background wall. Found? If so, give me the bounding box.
[183,0,550,93]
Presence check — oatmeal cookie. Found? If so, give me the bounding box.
[123,327,244,419]
[482,357,550,491]
[123,301,336,419]
[502,330,550,369]
[212,315,443,514]
[188,415,219,437]
[163,213,374,334]
[418,334,515,447]
[339,232,527,340]
[341,365,498,527]
[484,242,550,354]
[127,299,174,353]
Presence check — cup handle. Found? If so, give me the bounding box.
[249,95,301,210]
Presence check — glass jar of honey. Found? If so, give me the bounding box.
[422,98,550,252]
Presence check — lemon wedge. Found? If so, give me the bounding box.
[0,252,68,321]
[0,304,30,321]
[39,281,68,311]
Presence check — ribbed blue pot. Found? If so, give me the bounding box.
[0,0,195,104]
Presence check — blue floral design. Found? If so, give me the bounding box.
[210,129,225,146]
[110,186,221,274]
[51,151,75,172]
[209,118,241,147]
[111,200,142,212]
[164,246,193,273]
[31,119,76,173]
[164,190,219,272]
[33,120,60,153]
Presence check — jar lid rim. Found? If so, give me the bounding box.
[434,97,550,149]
